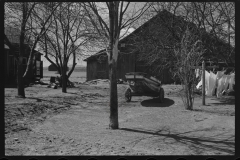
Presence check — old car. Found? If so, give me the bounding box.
[124,72,164,102]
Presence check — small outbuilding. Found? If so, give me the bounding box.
[4,25,43,86]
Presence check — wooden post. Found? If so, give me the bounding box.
[202,60,205,105]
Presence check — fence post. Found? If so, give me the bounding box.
[202,60,205,105]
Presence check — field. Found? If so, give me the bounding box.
[5,81,235,155]
[43,69,86,83]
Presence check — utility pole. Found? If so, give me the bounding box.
[202,60,205,105]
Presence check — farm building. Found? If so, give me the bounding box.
[4,26,43,86]
[48,64,69,72]
[84,10,234,84]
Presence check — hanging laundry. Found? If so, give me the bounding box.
[222,75,231,94]
[227,73,235,93]
[217,75,227,97]
[195,68,201,78]
[207,71,217,96]
[196,70,210,95]
[216,70,225,80]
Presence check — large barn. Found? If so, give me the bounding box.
[4,26,43,86]
[84,10,234,84]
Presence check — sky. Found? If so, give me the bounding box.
[42,2,146,67]
[42,57,86,67]
[42,28,136,67]
[25,2,234,67]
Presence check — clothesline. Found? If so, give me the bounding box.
[195,69,235,97]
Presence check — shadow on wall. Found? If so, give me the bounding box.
[141,98,174,107]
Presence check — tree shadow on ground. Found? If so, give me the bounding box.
[120,127,234,154]
[141,98,174,107]
[27,97,79,106]
[67,92,78,95]
[192,108,234,116]
[210,96,235,106]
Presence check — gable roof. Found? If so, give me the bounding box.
[4,25,43,55]
[83,10,192,61]
[5,25,21,44]
[84,9,234,63]
[4,25,31,44]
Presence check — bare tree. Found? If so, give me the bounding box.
[149,2,235,62]
[23,3,60,80]
[133,2,234,81]
[172,27,204,110]
[5,2,36,98]
[4,2,59,98]
[38,2,96,93]
[130,7,187,79]
[83,2,150,129]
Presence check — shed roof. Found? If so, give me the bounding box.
[4,25,43,55]
[83,10,168,62]
[83,49,106,61]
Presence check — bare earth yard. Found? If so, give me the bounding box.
[5,81,235,155]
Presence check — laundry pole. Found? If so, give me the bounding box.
[202,60,205,105]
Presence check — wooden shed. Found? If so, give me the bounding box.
[84,10,234,84]
[4,26,43,86]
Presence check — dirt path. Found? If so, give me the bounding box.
[5,84,235,155]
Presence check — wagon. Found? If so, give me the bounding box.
[124,72,164,103]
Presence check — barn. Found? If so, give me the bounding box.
[4,26,43,86]
[84,10,234,84]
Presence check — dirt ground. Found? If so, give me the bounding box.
[5,81,235,155]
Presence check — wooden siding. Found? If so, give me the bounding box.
[117,52,136,80]
[85,50,175,84]
[97,59,108,79]
[87,60,98,81]
[4,46,43,85]
[86,51,137,81]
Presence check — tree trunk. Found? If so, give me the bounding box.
[185,84,193,110]
[109,59,119,129]
[23,39,38,79]
[62,62,67,93]
[184,85,189,110]
[17,3,27,98]
[17,60,25,98]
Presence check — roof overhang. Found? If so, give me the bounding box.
[83,49,107,61]
[33,50,44,55]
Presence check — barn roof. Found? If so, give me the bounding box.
[84,9,234,63]
[83,11,169,62]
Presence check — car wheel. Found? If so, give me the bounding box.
[159,88,164,103]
